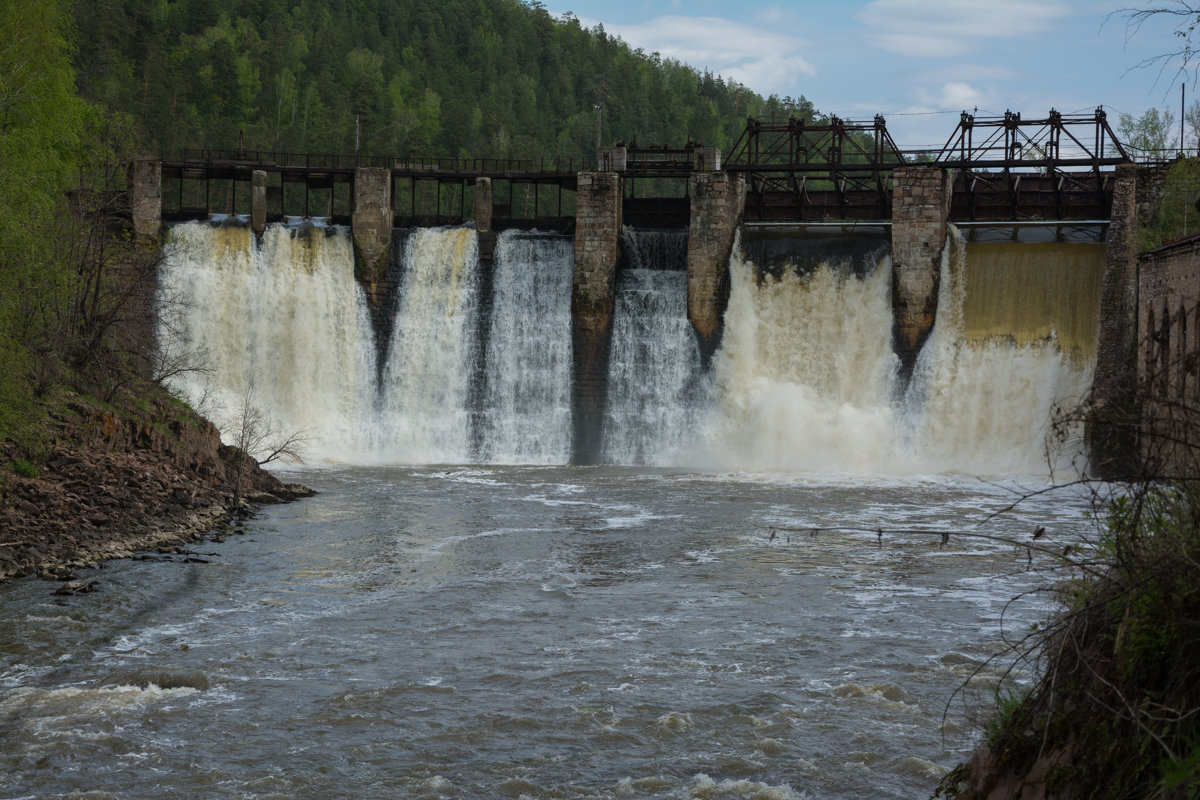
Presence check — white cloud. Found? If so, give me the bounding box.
[858,0,1072,57]
[567,13,816,95]
[937,81,984,108]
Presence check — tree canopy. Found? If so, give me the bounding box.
[72,0,820,161]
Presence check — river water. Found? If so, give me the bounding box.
[0,465,1095,799]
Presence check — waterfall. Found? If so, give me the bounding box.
[600,229,706,465]
[156,221,376,462]
[701,227,1100,475]
[702,238,901,472]
[602,268,707,465]
[478,231,574,464]
[376,227,481,463]
[902,231,1100,474]
[157,220,1101,476]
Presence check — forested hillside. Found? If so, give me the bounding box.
[73,0,816,160]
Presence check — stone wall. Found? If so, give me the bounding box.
[251,170,268,235]
[351,167,393,284]
[1136,234,1200,476]
[351,167,394,328]
[474,177,493,234]
[571,172,622,464]
[687,170,745,361]
[131,157,162,237]
[891,166,953,378]
[1090,163,1168,476]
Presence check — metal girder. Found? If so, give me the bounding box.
[726,114,905,172]
[932,107,1130,171]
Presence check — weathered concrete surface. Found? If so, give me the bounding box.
[692,146,721,172]
[351,167,394,325]
[352,167,393,283]
[1132,233,1200,477]
[474,177,493,234]
[1090,163,1167,477]
[572,172,622,465]
[891,166,952,378]
[687,170,745,362]
[131,157,162,237]
[251,170,268,235]
[598,147,627,172]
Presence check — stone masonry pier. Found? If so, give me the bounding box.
[890,166,953,380]
[571,172,622,465]
[687,169,745,364]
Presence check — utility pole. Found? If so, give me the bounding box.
[594,104,602,155]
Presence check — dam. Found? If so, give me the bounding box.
[145,109,1147,473]
[156,218,1105,473]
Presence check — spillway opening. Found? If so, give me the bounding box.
[157,220,1103,476]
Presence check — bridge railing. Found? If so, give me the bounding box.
[172,149,585,175]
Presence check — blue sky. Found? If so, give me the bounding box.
[548,0,1198,150]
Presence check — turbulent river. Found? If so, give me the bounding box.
[0,466,1095,800]
[0,220,1106,798]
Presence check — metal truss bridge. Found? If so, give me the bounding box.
[160,108,1135,226]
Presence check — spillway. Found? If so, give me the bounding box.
[376,226,481,463]
[904,232,1102,474]
[156,221,377,462]
[601,229,707,465]
[703,231,901,472]
[157,220,1102,476]
[701,226,1100,475]
[478,232,575,464]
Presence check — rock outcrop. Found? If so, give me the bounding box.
[0,387,312,583]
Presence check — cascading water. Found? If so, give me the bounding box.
[477,231,574,464]
[601,228,707,465]
[701,226,1101,475]
[903,230,1101,474]
[702,234,901,472]
[376,226,481,463]
[156,221,377,462]
[158,220,1101,475]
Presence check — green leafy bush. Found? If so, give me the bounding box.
[10,459,38,479]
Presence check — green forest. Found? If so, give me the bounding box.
[73,0,817,160]
[0,0,819,450]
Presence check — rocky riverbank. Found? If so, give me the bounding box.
[0,387,312,584]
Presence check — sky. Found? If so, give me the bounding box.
[547,0,1199,151]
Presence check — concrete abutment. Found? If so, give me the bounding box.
[571,172,622,465]
[890,166,953,381]
[687,170,745,364]
[351,167,395,345]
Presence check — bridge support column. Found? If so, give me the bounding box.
[251,170,268,236]
[352,167,394,327]
[474,177,493,234]
[131,157,161,237]
[572,171,622,465]
[1089,163,1168,477]
[686,168,744,364]
[891,166,953,379]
